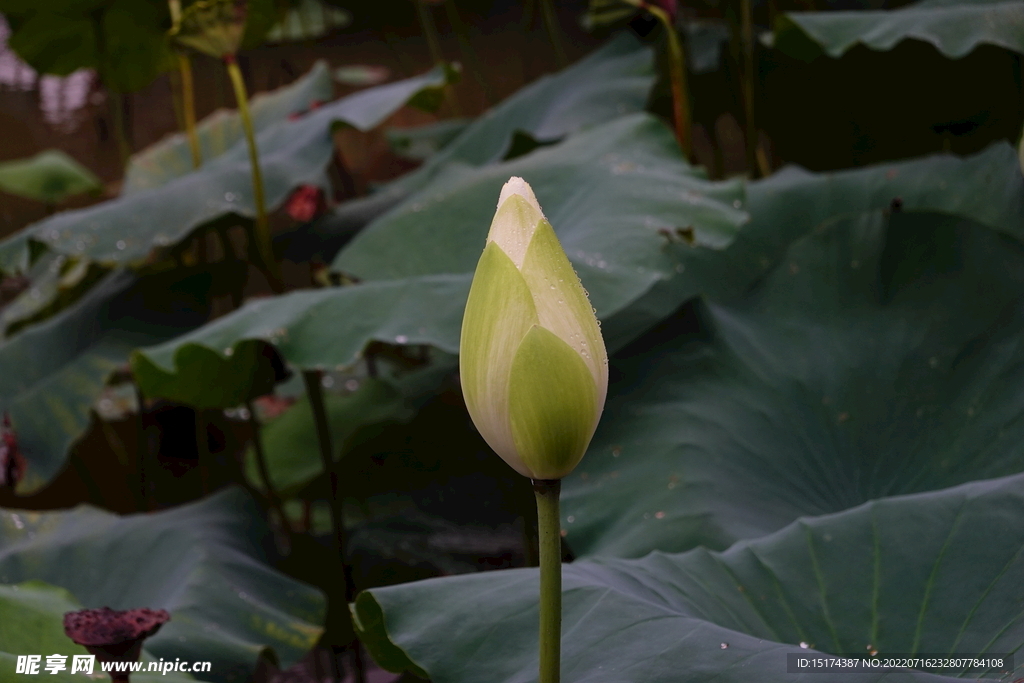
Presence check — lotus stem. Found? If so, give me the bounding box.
[246,400,295,546]
[302,371,348,588]
[302,369,365,683]
[533,478,562,683]
[626,1,691,159]
[224,54,284,293]
[538,0,567,69]
[740,0,758,177]
[167,0,200,168]
[178,53,202,169]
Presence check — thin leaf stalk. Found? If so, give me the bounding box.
[246,400,295,548]
[533,478,562,683]
[302,370,365,683]
[224,54,283,292]
[178,53,202,169]
[624,1,692,159]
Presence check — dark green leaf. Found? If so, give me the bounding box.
[0,489,325,683]
[773,0,1024,61]
[131,275,468,405]
[2,0,173,92]
[355,471,1024,681]
[319,32,656,231]
[0,269,210,493]
[564,209,1024,558]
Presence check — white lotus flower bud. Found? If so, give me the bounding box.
[459,177,608,480]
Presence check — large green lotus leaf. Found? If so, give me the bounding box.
[682,141,1024,304]
[1,0,174,93]
[317,32,655,233]
[0,488,325,683]
[122,61,335,194]
[0,150,101,205]
[354,471,1024,682]
[773,0,1024,61]
[0,582,198,683]
[562,209,1024,559]
[131,275,468,406]
[0,269,212,493]
[334,113,748,352]
[0,65,453,274]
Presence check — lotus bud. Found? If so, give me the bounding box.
[460,177,608,481]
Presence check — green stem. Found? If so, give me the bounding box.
[626,1,691,160]
[538,0,568,69]
[533,478,562,683]
[246,400,295,545]
[224,55,283,293]
[303,370,365,683]
[302,371,348,588]
[178,53,202,169]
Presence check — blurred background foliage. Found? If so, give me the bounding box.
[0,0,1022,681]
